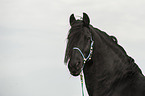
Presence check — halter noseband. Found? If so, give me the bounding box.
[73,36,94,71]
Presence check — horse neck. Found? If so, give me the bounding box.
[83,29,141,95]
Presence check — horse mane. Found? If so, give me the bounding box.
[90,25,142,76]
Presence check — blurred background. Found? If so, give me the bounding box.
[0,0,145,96]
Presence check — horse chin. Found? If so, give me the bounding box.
[69,68,81,76]
[70,72,81,76]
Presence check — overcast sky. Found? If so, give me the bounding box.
[0,0,145,96]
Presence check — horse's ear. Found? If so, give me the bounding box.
[69,14,76,26]
[83,13,90,27]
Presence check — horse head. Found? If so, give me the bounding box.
[64,13,93,76]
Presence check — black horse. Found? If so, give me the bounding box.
[64,13,145,96]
